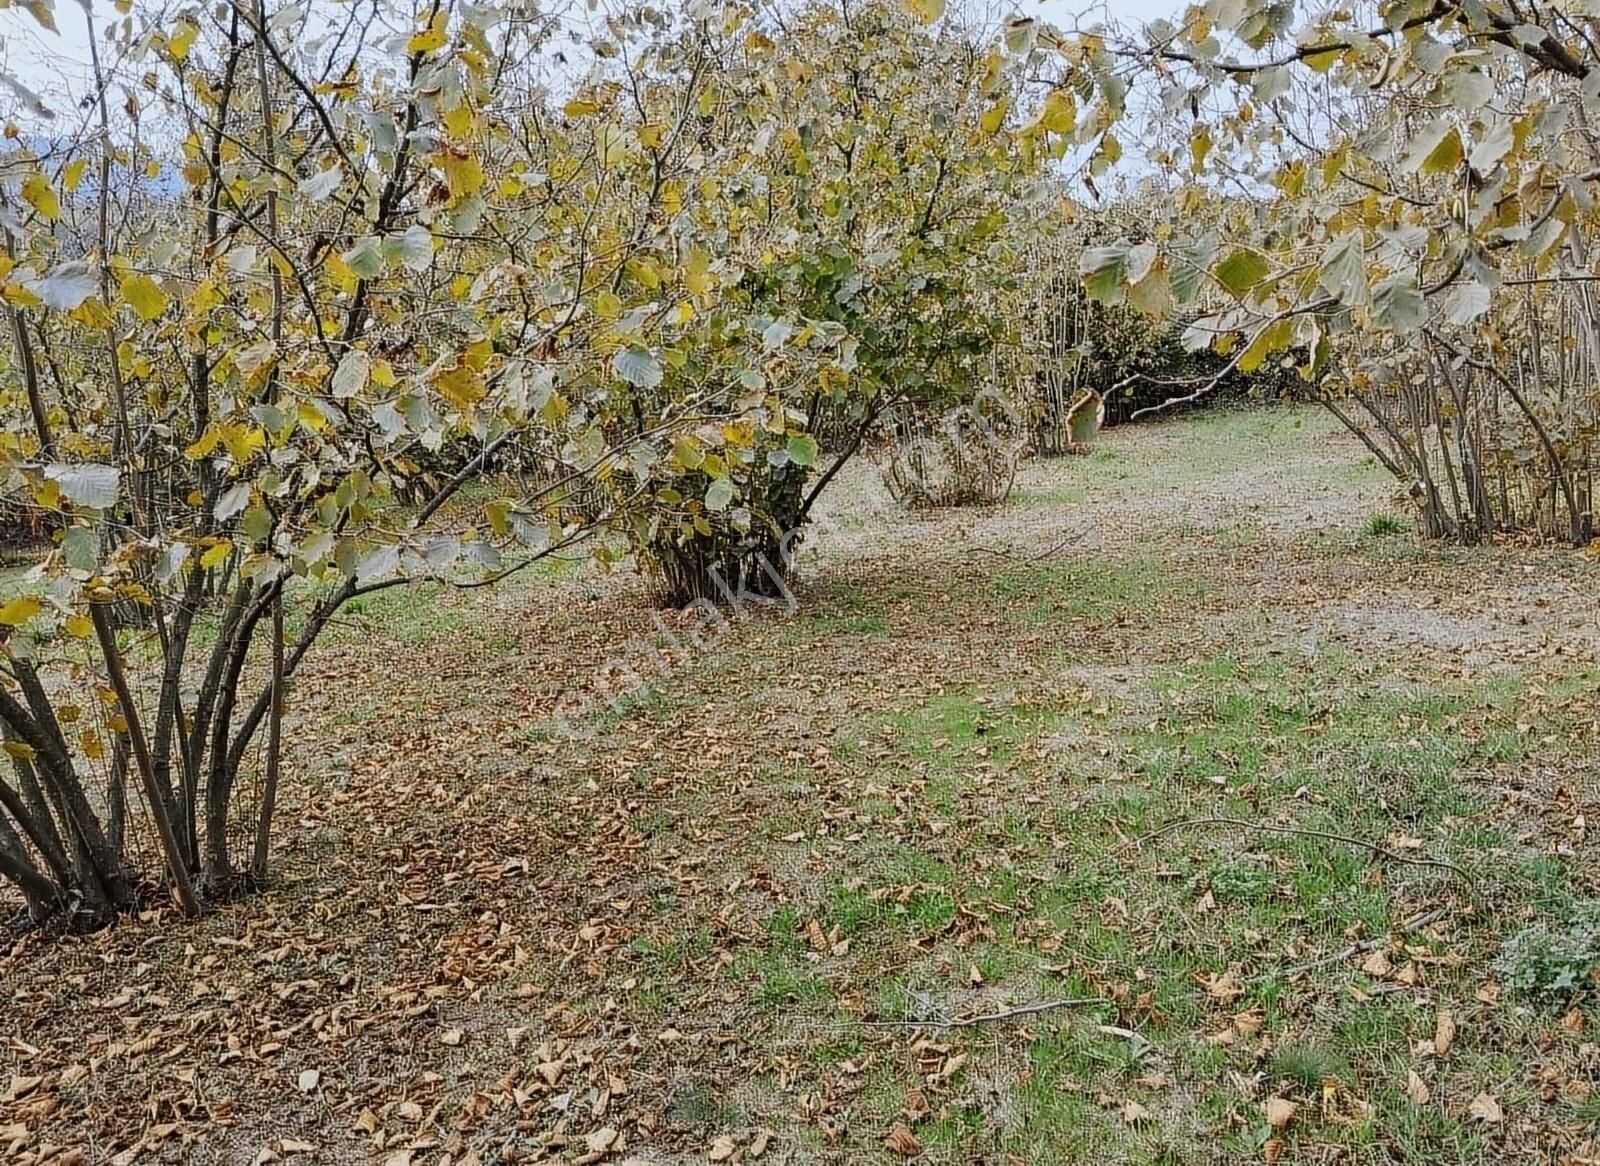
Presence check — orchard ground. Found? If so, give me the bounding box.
[5,406,1600,1165]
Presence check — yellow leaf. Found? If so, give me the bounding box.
[626,256,661,290]
[62,158,87,193]
[0,596,42,626]
[442,102,474,139]
[905,0,945,23]
[22,172,59,221]
[563,98,599,118]
[185,426,221,460]
[431,359,485,410]
[1305,47,1343,73]
[683,248,715,295]
[80,728,104,760]
[168,18,198,61]
[441,152,483,200]
[1038,90,1074,135]
[324,251,357,295]
[1419,126,1463,177]
[484,499,511,536]
[465,336,494,370]
[199,541,232,570]
[64,614,92,638]
[220,423,266,465]
[4,281,42,310]
[119,272,170,321]
[407,12,448,54]
[296,401,329,432]
[980,97,1009,136]
[3,741,36,761]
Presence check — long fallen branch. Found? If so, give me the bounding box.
[865,996,1109,1030]
[1119,816,1470,882]
[1263,906,1449,984]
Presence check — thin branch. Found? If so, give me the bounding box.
[1119,816,1470,881]
[865,996,1110,1030]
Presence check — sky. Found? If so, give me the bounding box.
[0,0,1191,118]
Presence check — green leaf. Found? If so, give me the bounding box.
[31,261,96,311]
[1443,68,1493,111]
[1372,275,1427,332]
[704,478,735,512]
[342,237,384,279]
[332,349,371,399]
[673,436,704,470]
[46,463,119,509]
[786,434,818,467]
[1469,120,1514,171]
[1317,237,1366,304]
[383,224,434,273]
[1214,248,1272,299]
[1080,244,1129,306]
[1444,281,1492,326]
[1170,237,1217,307]
[613,347,663,389]
[61,527,98,572]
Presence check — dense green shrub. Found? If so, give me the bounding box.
[1075,297,1300,426]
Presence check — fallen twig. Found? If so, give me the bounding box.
[1258,906,1449,983]
[864,996,1110,1030]
[969,528,1086,563]
[1119,816,1470,882]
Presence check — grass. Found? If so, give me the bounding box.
[10,406,1599,1166]
[696,618,1585,1159]
[664,412,1597,1161]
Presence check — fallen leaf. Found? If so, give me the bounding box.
[708,1134,737,1162]
[1203,970,1243,1002]
[1469,1093,1503,1123]
[585,1126,621,1154]
[1434,1010,1456,1058]
[1122,1100,1150,1124]
[806,918,827,952]
[884,1123,922,1156]
[1360,949,1392,978]
[1264,1097,1296,1129]
[1405,1070,1430,1105]
[295,1069,320,1094]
